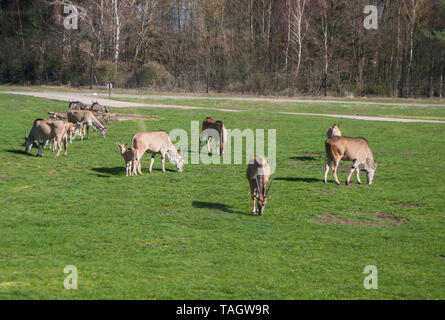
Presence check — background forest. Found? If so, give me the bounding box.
[0,0,444,97]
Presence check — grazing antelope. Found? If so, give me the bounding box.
[246,155,274,216]
[326,124,342,138]
[67,110,106,139]
[132,131,184,173]
[90,102,109,113]
[68,101,90,110]
[200,117,228,155]
[324,136,377,185]
[48,114,83,144]
[47,122,83,151]
[25,119,67,157]
[116,143,141,177]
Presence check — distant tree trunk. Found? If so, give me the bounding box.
[98,0,104,62]
[322,10,328,95]
[440,62,444,99]
[290,0,307,80]
[285,0,291,73]
[113,0,120,65]
[16,0,25,84]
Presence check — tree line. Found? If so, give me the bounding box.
[0,0,444,98]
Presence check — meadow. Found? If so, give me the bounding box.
[0,93,444,299]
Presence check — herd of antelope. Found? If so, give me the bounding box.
[23,101,377,215]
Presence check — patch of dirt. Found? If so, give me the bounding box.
[0,174,8,182]
[390,201,422,208]
[48,111,158,124]
[159,211,175,215]
[358,211,403,224]
[398,203,422,208]
[314,211,404,227]
[314,214,381,227]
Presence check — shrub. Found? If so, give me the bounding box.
[95,62,122,87]
[134,61,173,88]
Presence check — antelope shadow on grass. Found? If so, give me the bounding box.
[91,166,176,176]
[5,149,34,156]
[192,201,247,215]
[289,156,323,161]
[275,177,322,183]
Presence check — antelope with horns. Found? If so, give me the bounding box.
[67,110,107,139]
[90,102,110,113]
[324,136,377,185]
[116,143,141,177]
[25,119,68,157]
[200,117,228,155]
[246,155,274,216]
[68,100,90,110]
[132,131,184,173]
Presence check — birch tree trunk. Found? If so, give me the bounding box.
[113,0,120,65]
[289,0,307,79]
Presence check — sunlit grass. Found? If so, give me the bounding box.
[0,94,444,299]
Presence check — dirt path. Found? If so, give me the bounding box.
[280,112,445,124]
[93,93,445,108]
[4,91,445,124]
[4,91,241,112]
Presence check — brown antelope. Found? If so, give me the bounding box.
[47,122,83,151]
[246,155,274,216]
[67,110,107,139]
[68,101,90,110]
[25,119,67,157]
[324,136,377,185]
[90,102,109,113]
[327,124,342,138]
[132,131,184,173]
[48,114,83,144]
[116,143,141,177]
[200,117,228,155]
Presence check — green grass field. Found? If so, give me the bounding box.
[0,93,444,299]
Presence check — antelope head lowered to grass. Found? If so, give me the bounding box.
[131,131,185,173]
[246,155,274,216]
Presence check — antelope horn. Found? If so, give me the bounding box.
[266,177,274,195]
[256,176,261,196]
